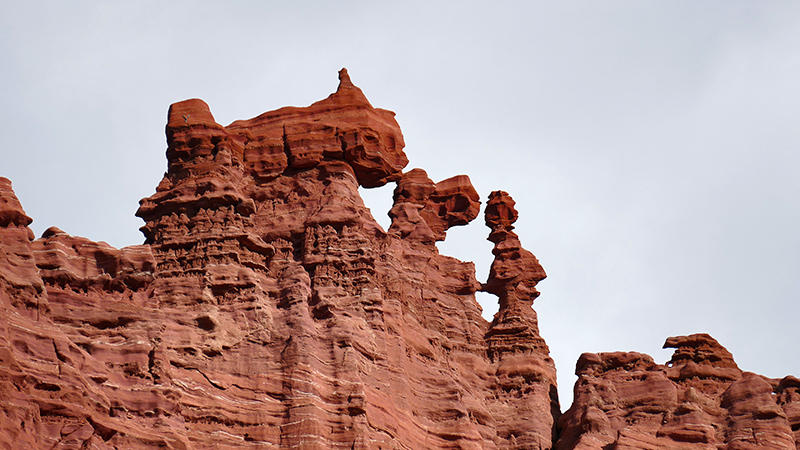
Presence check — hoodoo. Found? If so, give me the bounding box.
[0,70,797,449]
[0,70,558,449]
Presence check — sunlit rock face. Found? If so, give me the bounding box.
[0,70,560,449]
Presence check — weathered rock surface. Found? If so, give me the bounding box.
[482,191,559,449]
[556,333,800,449]
[1,70,797,450]
[0,71,559,449]
[388,168,480,244]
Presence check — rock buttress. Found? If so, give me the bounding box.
[0,71,561,449]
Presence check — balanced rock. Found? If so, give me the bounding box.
[481,191,559,449]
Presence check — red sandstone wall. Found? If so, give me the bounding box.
[0,70,796,450]
[0,70,557,450]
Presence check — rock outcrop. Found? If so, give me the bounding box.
[482,191,559,449]
[1,69,797,450]
[0,70,559,449]
[388,168,480,244]
[556,333,800,449]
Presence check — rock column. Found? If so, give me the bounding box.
[482,190,560,449]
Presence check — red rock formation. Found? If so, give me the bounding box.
[0,71,559,449]
[481,190,559,449]
[556,333,799,449]
[2,69,796,450]
[0,177,41,305]
[388,168,480,244]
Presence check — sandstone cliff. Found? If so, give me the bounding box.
[0,70,796,450]
[0,70,557,450]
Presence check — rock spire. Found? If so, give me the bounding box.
[0,70,796,450]
[0,70,560,449]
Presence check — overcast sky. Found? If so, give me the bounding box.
[2,1,799,408]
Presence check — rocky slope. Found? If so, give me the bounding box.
[0,70,797,450]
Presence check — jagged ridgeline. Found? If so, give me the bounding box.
[0,70,797,449]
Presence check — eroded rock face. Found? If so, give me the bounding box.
[481,191,559,449]
[388,168,480,244]
[2,70,796,450]
[556,334,799,450]
[0,71,559,449]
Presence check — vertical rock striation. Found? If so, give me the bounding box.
[1,69,795,450]
[0,70,560,449]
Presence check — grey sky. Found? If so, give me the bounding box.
[2,1,798,407]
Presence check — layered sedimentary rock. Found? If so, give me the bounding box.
[388,168,480,244]
[482,191,559,449]
[556,334,800,449]
[0,70,559,449]
[2,69,797,450]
